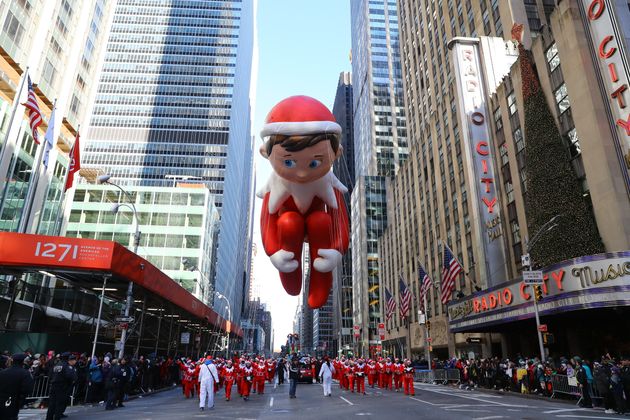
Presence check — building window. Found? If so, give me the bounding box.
[493,107,503,132]
[567,127,581,158]
[546,43,560,72]
[555,83,570,115]
[499,143,509,165]
[511,220,521,244]
[507,92,517,116]
[2,12,25,44]
[513,128,524,153]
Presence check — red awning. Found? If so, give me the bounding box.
[0,232,241,337]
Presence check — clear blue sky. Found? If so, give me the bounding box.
[253,0,352,134]
[252,0,352,351]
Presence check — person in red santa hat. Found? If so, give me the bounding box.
[257,95,349,309]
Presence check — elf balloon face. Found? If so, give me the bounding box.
[257,96,350,309]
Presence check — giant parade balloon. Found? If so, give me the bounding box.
[257,96,349,309]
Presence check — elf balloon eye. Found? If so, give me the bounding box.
[284,159,296,168]
[309,159,322,169]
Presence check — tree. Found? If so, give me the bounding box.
[517,33,604,267]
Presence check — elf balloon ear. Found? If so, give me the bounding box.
[335,144,343,160]
[259,142,269,159]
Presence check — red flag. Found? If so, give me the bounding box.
[64,133,81,191]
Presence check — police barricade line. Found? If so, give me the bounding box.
[25,375,51,402]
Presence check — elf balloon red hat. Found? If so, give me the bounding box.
[260,95,341,138]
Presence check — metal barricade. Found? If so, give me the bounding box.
[433,369,447,384]
[24,376,78,407]
[550,374,602,406]
[446,368,461,384]
[25,375,51,404]
[414,369,433,383]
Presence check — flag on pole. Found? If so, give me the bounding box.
[440,243,463,304]
[398,275,412,318]
[23,76,43,144]
[418,263,433,309]
[64,132,81,191]
[42,105,56,168]
[384,287,396,321]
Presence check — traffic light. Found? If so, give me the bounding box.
[533,285,543,301]
[426,321,431,331]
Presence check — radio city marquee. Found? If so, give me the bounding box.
[448,37,508,287]
[448,251,630,332]
[579,0,630,194]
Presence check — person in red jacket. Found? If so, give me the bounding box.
[177,359,194,398]
[403,359,415,396]
[311,357,317,384]
[236,359,245,397]
[383,357,394,390]
[241,361,254,401]
[254,360,267,394]
[377,359,385,388]
[221,360,236,401]
[355,359,366,395]
[266,358,276,383]
[346,360,355,392]
[393,358,403,392]
[258,96,350,310]
[367,359,377,388]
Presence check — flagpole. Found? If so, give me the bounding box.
[0,67,29,173]
[18,99,56,233]
[423,292,432,372]
[54,126,80,234]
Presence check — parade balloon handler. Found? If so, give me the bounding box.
[258,95,350,309]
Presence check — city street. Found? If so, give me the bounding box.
[18,382,628,420]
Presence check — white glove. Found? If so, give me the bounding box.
[270,250,299,273]
[313,249,342,273]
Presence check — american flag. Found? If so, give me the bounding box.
[418,263,433,309]
[440,243,463,304]
[398,275,412,319]
[23,76,42,144]
[384,287,396,322]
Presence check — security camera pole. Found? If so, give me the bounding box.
[98,174,140,359]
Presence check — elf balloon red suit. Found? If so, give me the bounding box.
[258,96,350,309]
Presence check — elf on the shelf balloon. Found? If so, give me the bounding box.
[257,96,349,309]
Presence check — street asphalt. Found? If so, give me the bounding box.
[18,381,630,419]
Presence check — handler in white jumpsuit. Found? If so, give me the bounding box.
[198,359,219,410]
[318,358,335,396]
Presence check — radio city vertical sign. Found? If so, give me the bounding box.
[448,37,509,288]
[579,0,630,196]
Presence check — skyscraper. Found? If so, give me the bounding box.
[332,72,354,354]
[67,0,255,324]
[0,0,113,236]
[380,0,630,359]
[350,0,407,356]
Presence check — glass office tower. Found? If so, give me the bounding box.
[350,0,407,356]
[69,0,255,323]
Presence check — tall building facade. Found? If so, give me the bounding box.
[380,0,630,359]
[68,0,255,324]
[332,72,355,354]
[350,0,408,356]
[312,294,334,356]
[0,0,113,236]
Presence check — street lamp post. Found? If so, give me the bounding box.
[98,174,140,359]
[522,214,562,364]
[214,291,231,357]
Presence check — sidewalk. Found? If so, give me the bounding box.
[19,385,178,419]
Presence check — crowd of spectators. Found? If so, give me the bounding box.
[425,354,630,415]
